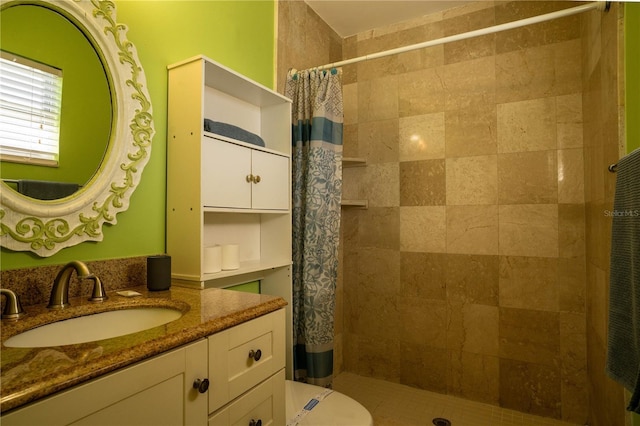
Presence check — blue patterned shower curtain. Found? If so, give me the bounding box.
[285,69,343,387]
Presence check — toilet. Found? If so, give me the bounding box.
[285,379,373,425]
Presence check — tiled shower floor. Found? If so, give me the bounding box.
[332,372,580,426]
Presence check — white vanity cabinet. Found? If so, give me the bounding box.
[1,339,209,426]
[208,309,286,425]
[1,309,286,426]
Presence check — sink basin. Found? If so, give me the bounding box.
[4,308,183,348]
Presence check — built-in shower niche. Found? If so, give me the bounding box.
[341,157,368,208]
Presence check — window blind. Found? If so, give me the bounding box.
[0,51,63,166]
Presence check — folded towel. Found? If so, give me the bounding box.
[204,119,265,147]
[605,147,640,413]
[17,179,79,200]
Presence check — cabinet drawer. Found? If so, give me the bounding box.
[208,309,285,413]
[208,369,285,426]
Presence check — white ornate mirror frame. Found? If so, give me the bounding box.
[0,0,154,257]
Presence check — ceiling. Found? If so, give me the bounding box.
[304,0,472,37]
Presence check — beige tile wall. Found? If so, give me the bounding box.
[581,3,628,426]
[276,1,342,91]
[277,1,625,424]
[339,2,588,423]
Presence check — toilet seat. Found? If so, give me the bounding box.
[285,380,373,426]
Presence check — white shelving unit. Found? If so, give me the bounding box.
[166,56,293,374]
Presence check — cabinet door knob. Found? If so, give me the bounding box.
[253,175,261,183]
[246,174,253,183]
[249,419,262,426]
[248,349,262,361]
[193,378,210,393]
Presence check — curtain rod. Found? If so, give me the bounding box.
[298,1,609,72]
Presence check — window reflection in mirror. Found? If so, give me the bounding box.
[0,51,64,167]
[0,4,112,199]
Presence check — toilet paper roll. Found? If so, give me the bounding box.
[203,246,222,273]
[221,244,240,270]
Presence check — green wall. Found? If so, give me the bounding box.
[1,0,274,270]
[227,280,261,294]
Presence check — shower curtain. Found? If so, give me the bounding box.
[285,68,343,387]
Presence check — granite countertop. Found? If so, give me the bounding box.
[0,285,286,413]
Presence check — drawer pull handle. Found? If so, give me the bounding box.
[249,419,262,426]
[246,174,253,183]
[253,175,261,183]
[193,378,210,394]
[248,349,262,361]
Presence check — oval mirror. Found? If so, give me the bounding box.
[0,0,154,257]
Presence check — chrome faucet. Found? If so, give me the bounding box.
[47,261,108,309]
[1,289,26,319]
